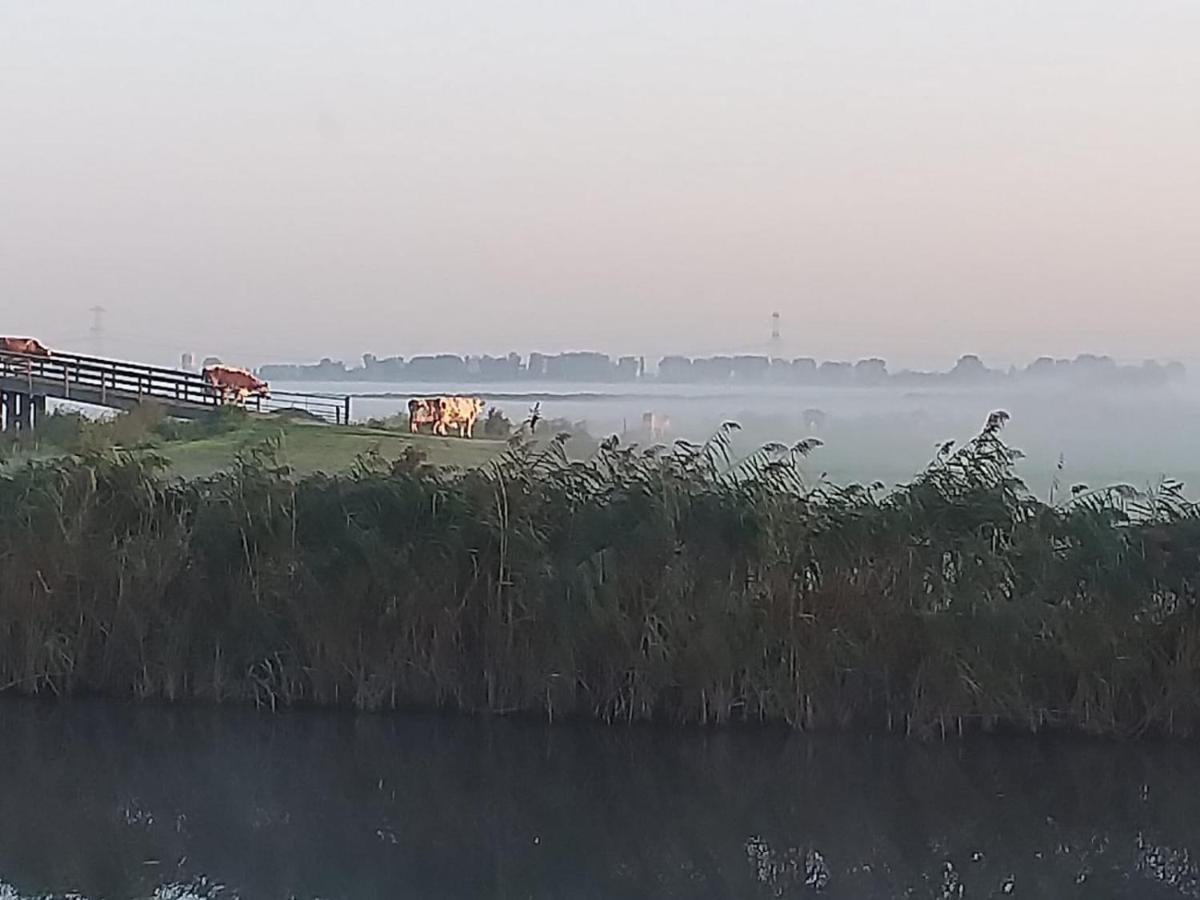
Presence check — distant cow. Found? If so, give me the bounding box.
[642,412,670,441]
[408,398,442,434]
[435,396,486,438]
[203,365,269,405]
[408,396,486,438]
[0,337,51,357]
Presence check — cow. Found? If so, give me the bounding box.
[408,398,442,434]
[203,365,269,406]
[434,396,486,438]
[0,337,51,357]
[641,412,670,441]
[408,396,486,438]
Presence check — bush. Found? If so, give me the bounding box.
[482,407,513,438]
[153,406,248,442]
[107,400,168,448]
[364,413,411,432]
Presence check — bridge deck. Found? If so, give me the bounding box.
[0,350,350,428]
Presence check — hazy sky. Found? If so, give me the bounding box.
[3,2,1199,368]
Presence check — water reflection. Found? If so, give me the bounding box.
[1,700,1199,898]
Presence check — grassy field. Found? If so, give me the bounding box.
[160,418,507,477]
[0,411,508,478]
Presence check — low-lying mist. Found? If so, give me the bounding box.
[334,379,1200,499]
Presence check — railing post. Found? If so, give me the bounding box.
[343,396,351,426]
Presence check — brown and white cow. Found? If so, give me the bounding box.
[408,398,442,434]
[0,337,52,357]
[435,396,486,438]
[642,411,670,441]
[408,396,486,438]
[203,365,269,406]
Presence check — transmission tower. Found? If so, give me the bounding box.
[770,311,781,356]
[88,305,106,356]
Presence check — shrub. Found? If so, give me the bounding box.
[482,407,513,438]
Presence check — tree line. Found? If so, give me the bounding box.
[260,350,1185,387]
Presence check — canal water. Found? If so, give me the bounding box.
[2,700,1199,899]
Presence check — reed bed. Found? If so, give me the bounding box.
[2,412,1198,737]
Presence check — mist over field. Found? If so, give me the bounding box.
[7,2,1199,499]
[272,367,1199,498]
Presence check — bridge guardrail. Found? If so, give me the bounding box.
[0,350,351,425]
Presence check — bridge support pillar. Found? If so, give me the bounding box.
[0,391,43,432]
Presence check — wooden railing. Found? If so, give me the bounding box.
[0,350,352,425]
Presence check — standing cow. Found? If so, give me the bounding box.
[641,412,670,441]
[408,398,442,434]
[408,396,486,438]
[203,365,269,405]
[0,337,52,357]
[436,396,486,438]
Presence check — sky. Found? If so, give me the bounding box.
[2,1,1199,369]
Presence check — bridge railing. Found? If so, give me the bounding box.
[0,350,352,425]
[246,390,352,425]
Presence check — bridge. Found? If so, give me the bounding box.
[0,348,351,431]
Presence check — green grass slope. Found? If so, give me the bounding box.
[162,419,506,477]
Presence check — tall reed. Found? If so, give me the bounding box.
[2,413,1198,737]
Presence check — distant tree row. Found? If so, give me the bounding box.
[258,351,1186,387]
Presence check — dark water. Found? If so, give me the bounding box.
[3,701,1200,899]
